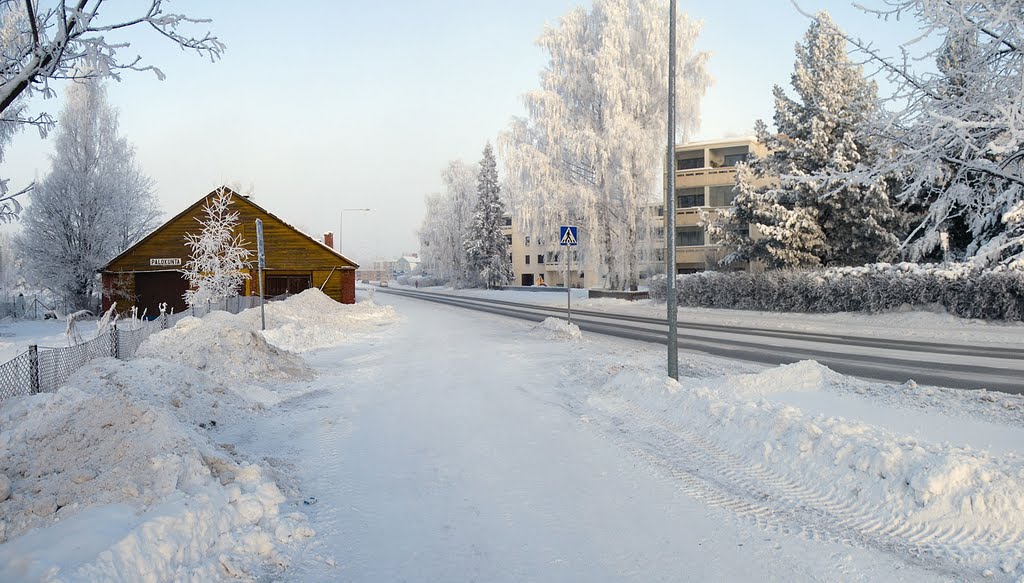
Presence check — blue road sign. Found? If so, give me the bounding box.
[559,225,578,246]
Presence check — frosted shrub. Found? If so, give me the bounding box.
[649,264,1024,321]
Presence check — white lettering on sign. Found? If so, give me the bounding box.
[150,258,182,266]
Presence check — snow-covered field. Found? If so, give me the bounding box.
[2,287,1024,581]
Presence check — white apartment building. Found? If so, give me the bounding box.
[668,137,767,273]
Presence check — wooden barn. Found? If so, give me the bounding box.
[101,187,358,315]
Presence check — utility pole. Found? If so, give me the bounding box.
[666,0,679,380]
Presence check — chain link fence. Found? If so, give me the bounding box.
[0,294,264,403]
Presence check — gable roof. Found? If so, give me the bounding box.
[102,186,358,270]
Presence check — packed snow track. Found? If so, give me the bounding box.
[374,287,1024,394]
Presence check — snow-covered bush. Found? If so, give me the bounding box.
[649,263,1024,321]
[396,274,444,287]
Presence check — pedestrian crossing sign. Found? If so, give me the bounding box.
[559,226,578,246]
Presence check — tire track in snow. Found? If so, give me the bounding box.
[589,394,1021,579]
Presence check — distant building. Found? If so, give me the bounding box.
[395,255,420,274]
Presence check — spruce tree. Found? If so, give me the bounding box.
[723,12,898,269]
[464,143,513,288]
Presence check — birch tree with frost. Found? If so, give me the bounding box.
[183,188,252,307]
[0,0,223,222]
[500,0,710,290]
[417,159,476,286]
[16,77,158,310]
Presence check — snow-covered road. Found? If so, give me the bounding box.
[232,292,981,582]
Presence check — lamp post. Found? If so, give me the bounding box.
[666,0,679,380]
[339,208,372,254]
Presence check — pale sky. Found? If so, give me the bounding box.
[3,1,923,266]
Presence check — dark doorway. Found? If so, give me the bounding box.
[265,274,312,298]
[521,273,534,286]
[135,271,188,316]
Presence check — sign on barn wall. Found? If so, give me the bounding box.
[149,258,182,266]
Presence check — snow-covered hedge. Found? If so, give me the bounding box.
[648,263,1024,321]
[396,274,446,287]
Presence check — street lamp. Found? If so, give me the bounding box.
[666,0,679,380]
[339,208,372,254]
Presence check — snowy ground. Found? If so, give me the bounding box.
[2,287,1024,581]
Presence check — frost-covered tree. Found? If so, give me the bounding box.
[417,160,476,286]
[0,1,223,222]
[183,188,252,307]
[719,12,898,269]
[16,78,159,310]
[463,143,513,289]
[0,230,17,290]
[842,1,1024,268]
[501,0,710,290]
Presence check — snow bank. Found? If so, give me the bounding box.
[712,360,842,398]
[0,358,313,581]
[532,317,582,341]
[238,288,399,353]
[0,289,400,580]
[591,361,1024,577]
[137,312,314,382]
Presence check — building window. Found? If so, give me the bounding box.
[708,185,737,207]
[656,206,664,217]
[505,235,513,246]
[525,255,530,265]
[676,226,704,247]
[538,254,544,264]
[677,157,703,170]
[501,216,512,226]
[723,152,749,166]
[525,236,531,246]
[676,187,704,208]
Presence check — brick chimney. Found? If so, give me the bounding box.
[323,232,334,249]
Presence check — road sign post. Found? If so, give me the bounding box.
[560,226,578,325]
[255,219,266,331]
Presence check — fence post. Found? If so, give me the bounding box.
[28,345,39,394]
[111,322,120,359]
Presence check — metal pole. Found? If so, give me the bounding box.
[28,345,39,394]
[666,0,679,380]
[566,250,572,325]
[258,266,266,331]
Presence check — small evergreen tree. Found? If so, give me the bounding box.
[720,12,898,269]
[464,143,513,288]
[183,188,253,307]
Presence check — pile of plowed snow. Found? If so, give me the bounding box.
[138,311,314,381]
[238,288,399,353]
[589,360,1024,578]
[0,358,313,581]
[532,317,582,341]
[0,291,397,580]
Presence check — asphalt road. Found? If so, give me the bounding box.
[373,286,1024,394]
